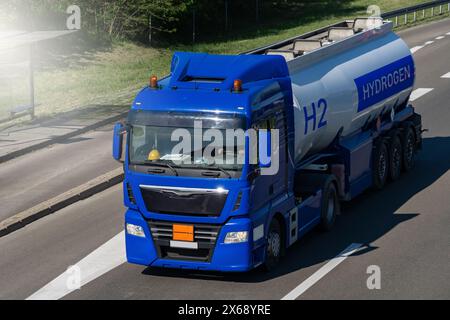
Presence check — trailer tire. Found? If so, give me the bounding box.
[373,139,389,190]
[402,126,416,172]
[263,218,282,271]
[388,132,403,181]
[319,181,339,231]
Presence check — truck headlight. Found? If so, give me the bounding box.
[126,223,146,238]
[224,231,248,244]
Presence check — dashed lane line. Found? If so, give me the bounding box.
[435,36,445,40]
[410,88,434,102]
[441,72,450,78]
[410,46,424,54]
[411,38,440,54]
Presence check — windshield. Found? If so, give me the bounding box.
[128,111,246,172]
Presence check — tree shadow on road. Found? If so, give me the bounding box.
[142,136,450,283]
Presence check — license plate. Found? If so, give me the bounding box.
[173,224,194,242]
[170,240,198,249]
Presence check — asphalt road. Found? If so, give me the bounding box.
[0,124,120,221]
[0,18,449,300]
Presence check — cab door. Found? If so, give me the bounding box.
[248,108,288,212]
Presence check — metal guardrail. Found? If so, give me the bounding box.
[382,0,450,27]
[243,1,450,55]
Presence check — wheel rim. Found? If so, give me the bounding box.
[268,231,281,258]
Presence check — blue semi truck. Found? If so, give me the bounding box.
[112,18,422,271]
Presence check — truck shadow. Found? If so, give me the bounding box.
[142,136,450,283]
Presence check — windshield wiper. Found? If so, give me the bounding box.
[202,165,232,179]
[137,161,179,176]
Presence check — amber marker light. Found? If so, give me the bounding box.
[233,79,243,92]
[150,75,158,88]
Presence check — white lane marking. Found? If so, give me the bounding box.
[409,88,434,102]
[447,32,450,35]
[435,36,445,40]
[27,231,126,300]
[410,46,424,54]
[424,40,434,45]
[281,243,362,300]
[441,72,450,78]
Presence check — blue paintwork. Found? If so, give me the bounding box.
[128,171,250,225]
[112,122,124,161]
[126,208,254,271]
[355,55,415,112]
[297,191,322,234]
[338,130,373,196]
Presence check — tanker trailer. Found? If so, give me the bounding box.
[114,18,422,271]
[254,17,415,163]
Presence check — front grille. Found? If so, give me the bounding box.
[148,220,221,262]
[140,185,227,216]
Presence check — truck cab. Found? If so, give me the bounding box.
[113,52,301,271]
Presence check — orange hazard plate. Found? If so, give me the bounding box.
[173,224,194,242]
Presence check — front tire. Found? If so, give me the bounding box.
[264,219,282,271]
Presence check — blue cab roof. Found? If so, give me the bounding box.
[131,52,289,116]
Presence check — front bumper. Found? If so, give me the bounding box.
[125,209,258,272]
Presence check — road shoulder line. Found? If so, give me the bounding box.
[281,243,362,300]
[27,231,126,300]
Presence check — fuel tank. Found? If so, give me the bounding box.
[287,22,415,163]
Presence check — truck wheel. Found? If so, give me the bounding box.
[319,182,339,231]
[402,127,416,172]
[373,139,389,190]
[264,218,282,271]
[388,133,402,181]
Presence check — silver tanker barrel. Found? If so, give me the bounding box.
[261,18,415,164]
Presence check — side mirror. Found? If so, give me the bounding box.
[258,129,271,168]
[112,122,125,162]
